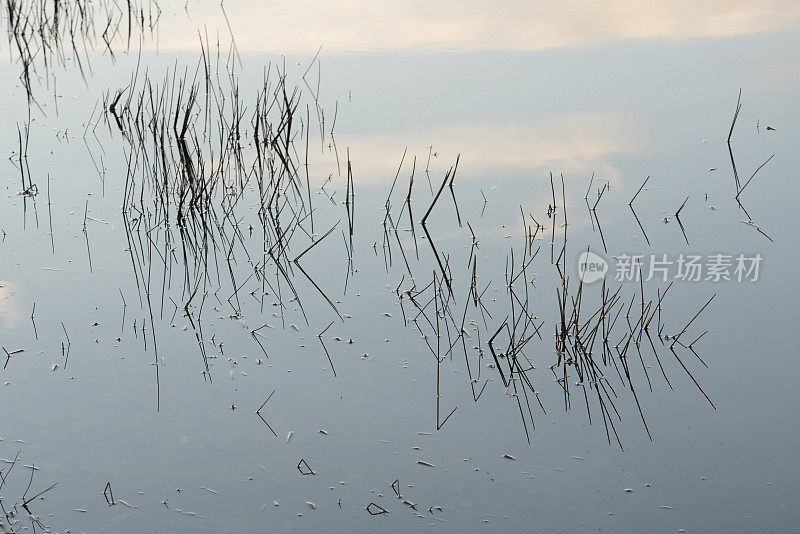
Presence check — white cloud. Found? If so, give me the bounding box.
[0,281,22,329]
[332,111,644,187]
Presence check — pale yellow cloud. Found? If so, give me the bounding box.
[156,0,800,53]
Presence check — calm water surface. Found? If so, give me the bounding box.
[0,1,798,532]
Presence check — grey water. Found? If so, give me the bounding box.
[1,2,799,532]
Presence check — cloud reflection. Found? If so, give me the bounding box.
[0,281,22,329]
[337,110,644,186]
[159,0,800,53]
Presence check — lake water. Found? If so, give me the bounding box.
[1,1,798,532]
